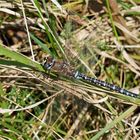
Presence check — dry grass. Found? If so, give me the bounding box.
[0,0,140,139]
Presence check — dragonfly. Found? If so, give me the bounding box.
[43,57,140,99]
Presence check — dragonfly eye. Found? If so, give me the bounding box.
[43,57,55,70]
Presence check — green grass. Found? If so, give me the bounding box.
[0,0,140,139]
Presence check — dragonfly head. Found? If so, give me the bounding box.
[43,57,55,70]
